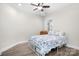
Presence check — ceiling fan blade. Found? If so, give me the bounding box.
[33,8,38,11]
[41,3,43,6]
[31,3,38,7]
[43,6,50,8]
[38,3,40,6]
[38,3,43,6]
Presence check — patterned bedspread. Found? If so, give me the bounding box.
[29,35,67,56]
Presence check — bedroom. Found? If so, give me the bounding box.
[0,3,79,56]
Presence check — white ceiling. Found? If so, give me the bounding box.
[1,3,71,16]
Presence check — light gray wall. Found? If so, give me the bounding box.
[0,4,42,52]
[45,4,79,48]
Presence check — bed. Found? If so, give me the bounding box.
[29,33,67,56]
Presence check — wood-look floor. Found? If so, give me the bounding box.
[1,42,79,56]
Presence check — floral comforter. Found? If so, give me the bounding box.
[29,35,67,56]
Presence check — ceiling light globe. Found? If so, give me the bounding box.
[18,3,22,6]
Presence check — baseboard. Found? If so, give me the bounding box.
[0,40,28,55]
[66,44,79,50]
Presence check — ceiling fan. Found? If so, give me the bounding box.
[31,3,50,12]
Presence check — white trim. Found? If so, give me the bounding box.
[66,44,79,50]
[0,40,28,55]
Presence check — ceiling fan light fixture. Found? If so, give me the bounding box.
[38,6,42,10]
[31,3,50,12]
